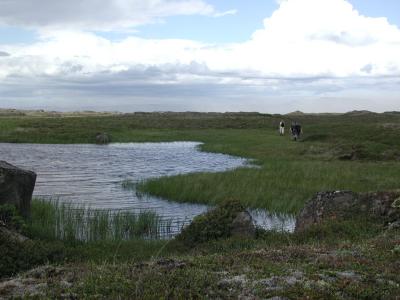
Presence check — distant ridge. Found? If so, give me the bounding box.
[344,110,377,116]
[286,110,305,116]
[383,111,400,115]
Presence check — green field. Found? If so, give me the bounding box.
[1,111,399,213]
[1,111,400,298]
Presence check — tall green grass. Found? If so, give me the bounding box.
[28,199,172,242]
[137,159,400,214]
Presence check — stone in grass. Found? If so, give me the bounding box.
[176,199,256,246]
[95,132,111,145]
[0,161,36,218]
[295,190,400,232]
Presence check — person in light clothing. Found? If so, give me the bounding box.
[279,120,285,135]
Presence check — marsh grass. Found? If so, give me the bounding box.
[1,112,400,214]
[28,199,172,242]
[137,159,400,214]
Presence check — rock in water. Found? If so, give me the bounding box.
[0,161,36,218]
[295,190,400,232]
[95,133,111,144]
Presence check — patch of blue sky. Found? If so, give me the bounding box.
[0,26,38,45]
[1,0,398,46]
[349,0,400,27]
[97,0,279,43]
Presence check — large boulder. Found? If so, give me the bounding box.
[0,161,36,218]
[295,190,400,232]
[231,211,256,237]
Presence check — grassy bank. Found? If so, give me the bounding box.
[1,112,399,214]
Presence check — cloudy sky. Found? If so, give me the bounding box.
[0,0,399,113]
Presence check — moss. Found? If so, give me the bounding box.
[176,199,245,247]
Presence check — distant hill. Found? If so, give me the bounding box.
[383,111,400,115]
[286,110,305,116]
[344,110,377,116]
[0,108,121,117]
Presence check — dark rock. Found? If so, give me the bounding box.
[0,161,36,218]
[295,191,400,232]
[231,211,256,238]
[95,132,111,144]
[295,191,356,232]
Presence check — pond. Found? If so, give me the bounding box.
[0,142,295,236]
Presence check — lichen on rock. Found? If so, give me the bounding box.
[295,190,400,232]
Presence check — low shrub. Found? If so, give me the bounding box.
[176,199,246,247]
[0,232,65,278]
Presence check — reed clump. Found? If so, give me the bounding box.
[28,199,172,242]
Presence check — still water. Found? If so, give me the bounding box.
[0,142,295,234]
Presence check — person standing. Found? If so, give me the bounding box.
[279,120,285,135]
[291,121,302,141]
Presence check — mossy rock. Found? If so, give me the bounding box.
[176,199,255,247]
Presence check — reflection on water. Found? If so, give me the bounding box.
[0,142,295,235]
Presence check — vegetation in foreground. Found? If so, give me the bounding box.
[1,200,399,299]
[0,111,399,298]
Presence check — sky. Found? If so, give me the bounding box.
[0,0,399,113]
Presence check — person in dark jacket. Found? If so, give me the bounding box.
[291,122,302,141]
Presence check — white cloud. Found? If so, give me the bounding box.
[1,0,400,112]
[213,9,238,18]
[0,0,217,31]
[223,0,400,77]
[2,0,400,79]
